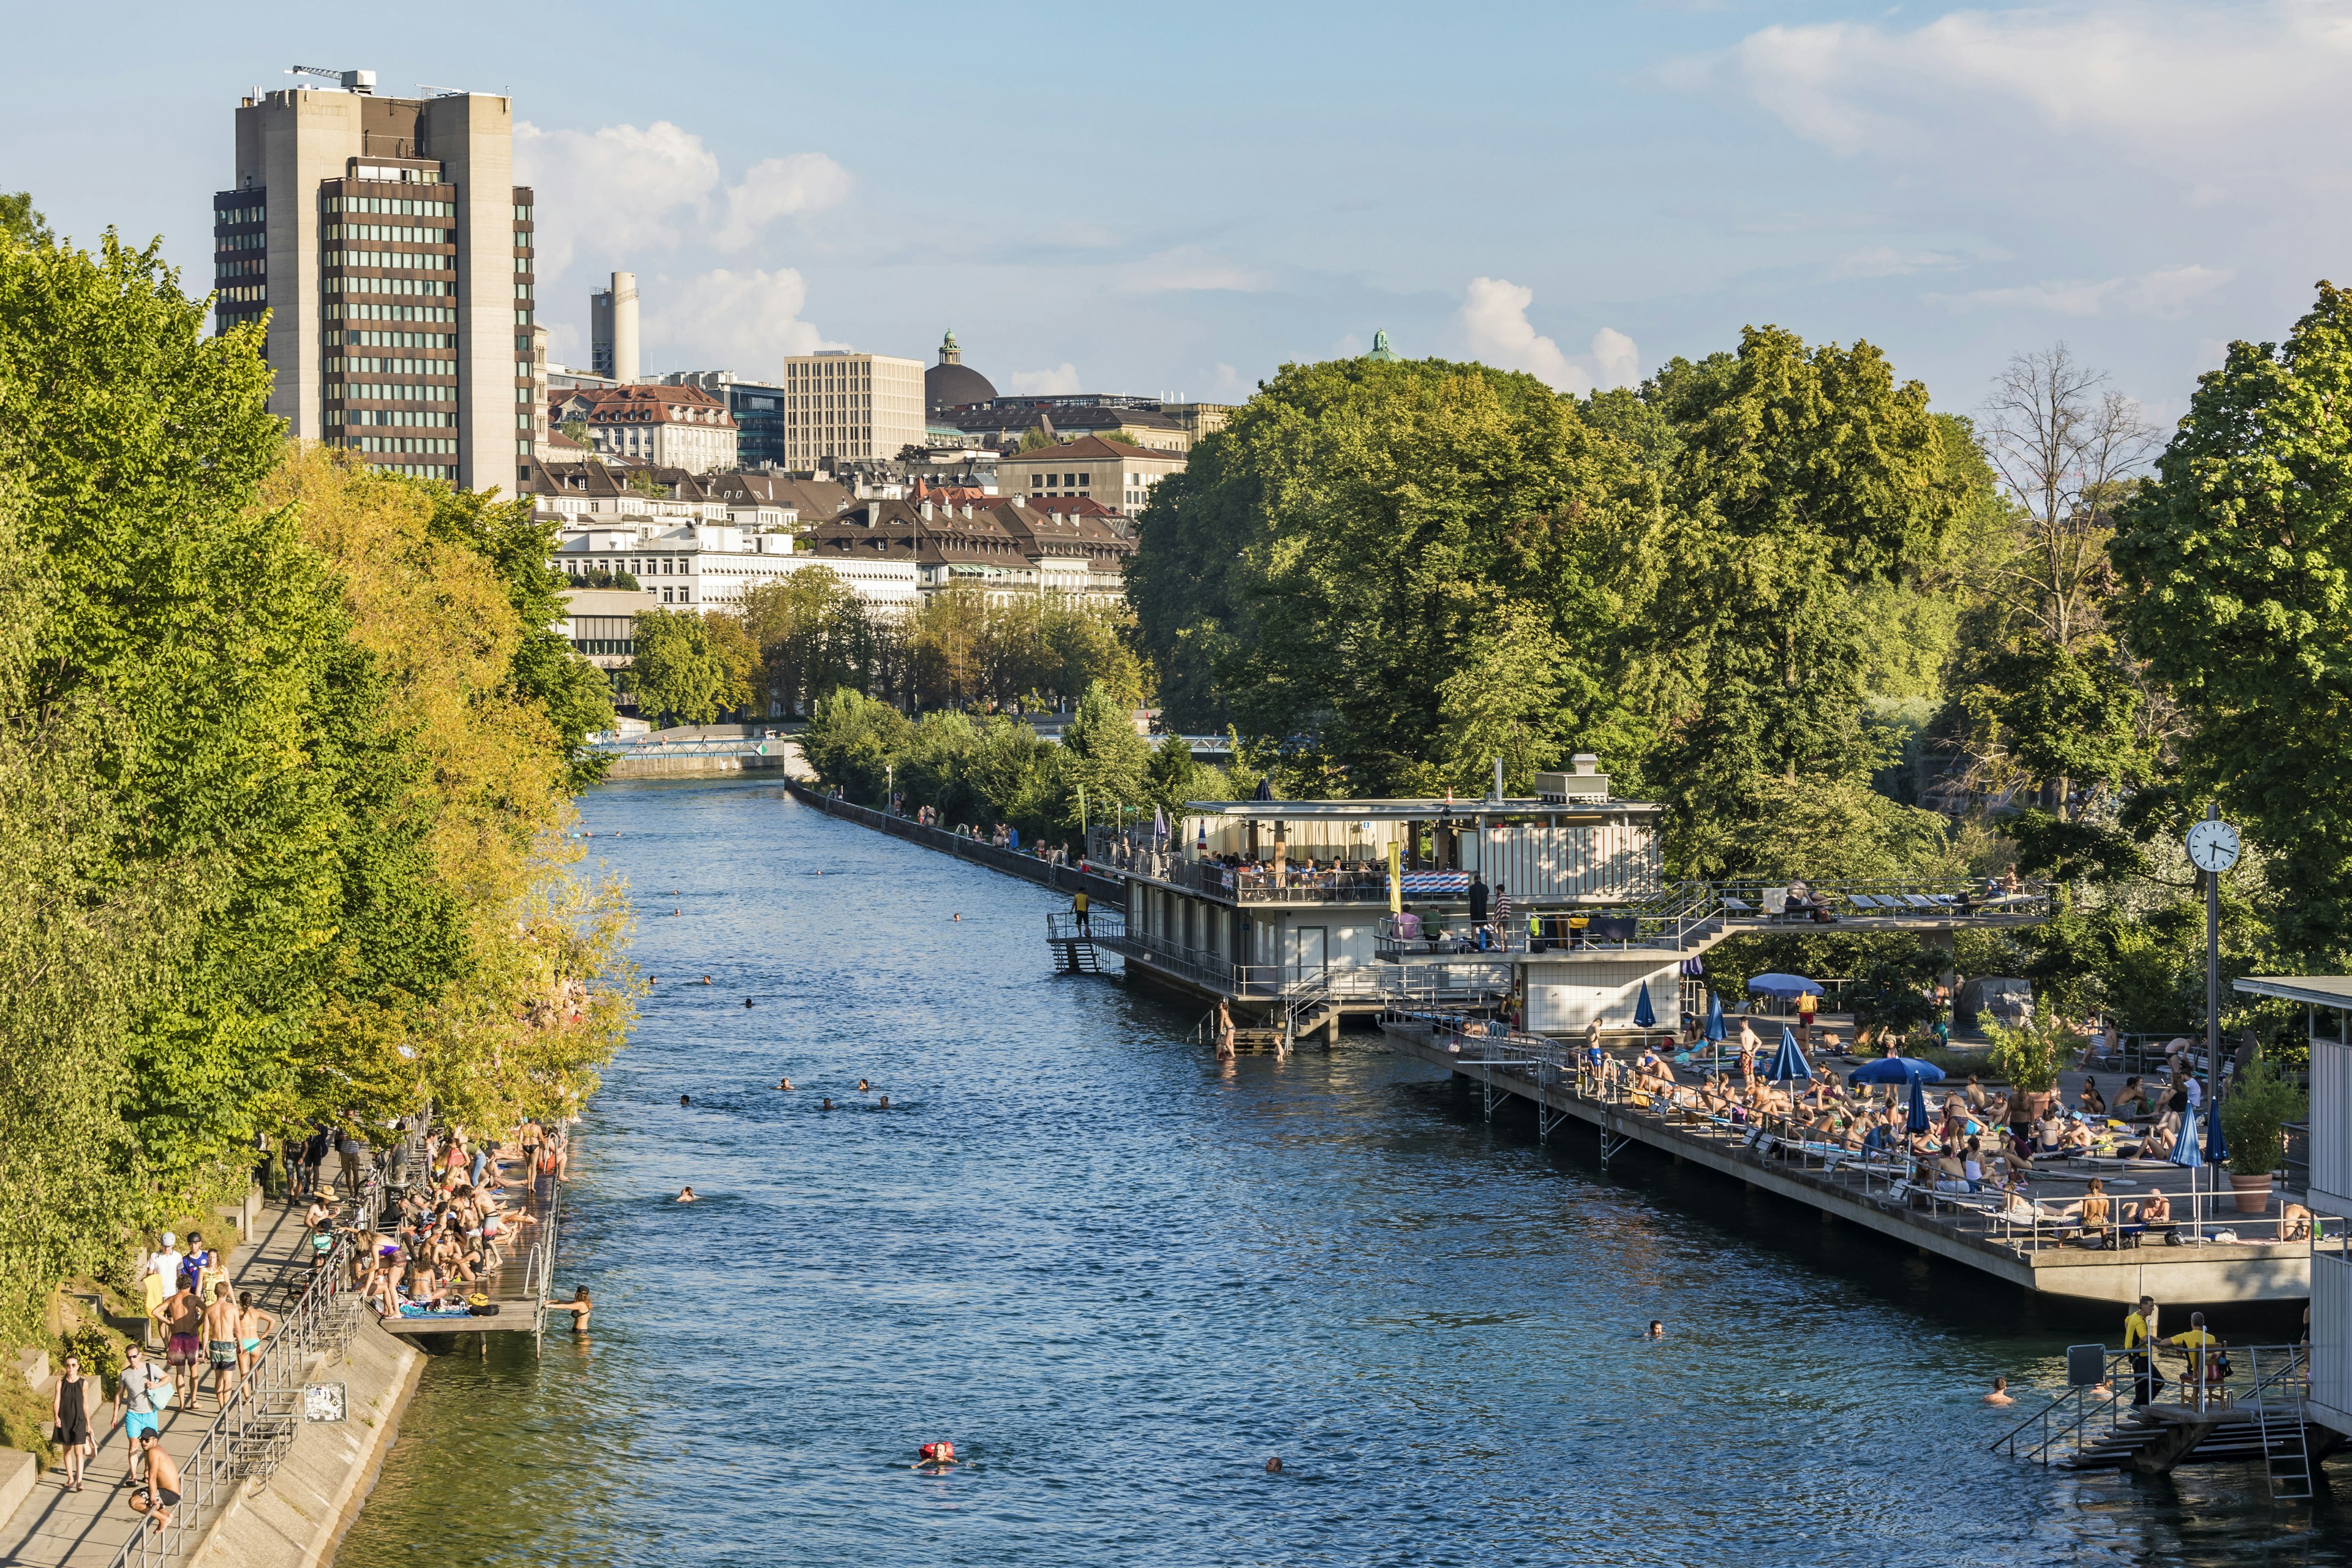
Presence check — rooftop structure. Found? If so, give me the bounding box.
[590,271,639,383]
[925,329,998,412]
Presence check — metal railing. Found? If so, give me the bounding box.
[108,1169,383,1568]
[1991,1343,2310,1476]
[1046,909,1127,944]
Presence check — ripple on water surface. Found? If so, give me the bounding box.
[332,780,2344,1568]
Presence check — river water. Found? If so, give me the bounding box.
[334,778,2343,1567]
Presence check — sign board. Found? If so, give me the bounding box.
[2066,1344,2106,1387]
[303,1382,348,1422]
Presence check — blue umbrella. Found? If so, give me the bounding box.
[1767,1029,1812,1082]
[1845,1057,1947,1086]
[2203,1088,2228,1167]
[1747,973,1825,998]
[1704,993,1725,1043]
[1633,981,1657,1030]
[1906,1073,1932,1133]
[2169,1105,2203,1167]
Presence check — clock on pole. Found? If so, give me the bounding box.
[2185,817,2241,873]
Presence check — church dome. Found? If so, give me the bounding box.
[926,328,997,410]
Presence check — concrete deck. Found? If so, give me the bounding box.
[1384,1022,2310,1306]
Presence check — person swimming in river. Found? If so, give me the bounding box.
[915,1441,957,1471]
[821,1098,833,1110]
[858,1079,870,1094]
[778,1077,793,1091]
[677,1186,698,1203]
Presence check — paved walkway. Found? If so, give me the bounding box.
[0,1196,319,1567]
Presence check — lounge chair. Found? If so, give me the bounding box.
[1849,894,1885,910]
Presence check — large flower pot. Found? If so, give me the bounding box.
[2230,1172,2275,1215]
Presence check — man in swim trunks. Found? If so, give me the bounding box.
[133,1431,180,1530]
[159,1283,204,1408]
[116,1344,169,1486]
[203,1282,242,1409]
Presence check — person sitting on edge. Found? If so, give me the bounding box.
[2280,1201,2315,1242]
[131,1431,181,1531]
[2074,1180,2113,1248]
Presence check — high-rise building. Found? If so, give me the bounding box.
[779,352,925,470]
[213,74,535,492]
[590,271,639,383]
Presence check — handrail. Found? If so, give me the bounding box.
[1991,1343,2311,1466]
[108,1166,384,1567]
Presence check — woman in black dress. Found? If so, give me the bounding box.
[51,1353,94,1491]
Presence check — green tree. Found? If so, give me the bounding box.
[739,566,867,716]
[1057,680,1151,829]
[2112,281,2352,960]
[627,467,666,497]
[1643,327,1972,875]
[628,608,728,725]
[799,686,911,802]
[0,194,51,249]
[963,716,1063,836]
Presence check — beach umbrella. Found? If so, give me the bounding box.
[1153,805,1168,842]
[1747,973,1825,999]
[1704,992,1725,1043]
[1679,955,1706,977]
[2169,1108,2202,1167]
[1845,1057,1947,1087]
[1632,981,1657,1030]
[1253,777,1275,802]
[1767,1030,1812,1082]
[1906,1073,1932,1133]
[2203,1088,2228,1167]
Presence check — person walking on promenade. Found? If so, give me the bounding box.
[336,1124,364,1199]
[301,1125,330,1200]
[2125,1296,2164,1407]
[159,1281,203,1409]
[1072,886,1091,936]
[51,1352,96,1491]
[202,1283,243,1409]
[236,1292,277,1381]
[116,1343,170,1487]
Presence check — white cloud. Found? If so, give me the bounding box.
[1928,263,2232,320]
[641,268,839,372]
[516,119,850,277]
[1457,278,1640,394]
[1692,4,2352,167]
[716,154,853,251]
[1004,364,1083,395]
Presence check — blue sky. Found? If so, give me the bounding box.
[9,1,2347,424]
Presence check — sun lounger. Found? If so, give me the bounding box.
[1849,894,1886,910]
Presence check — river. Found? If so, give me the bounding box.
[333,778,2344,1567]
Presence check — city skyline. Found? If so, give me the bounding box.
[8,2,2349,423]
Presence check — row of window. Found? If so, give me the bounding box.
[330,276,452,298]
[571,639,633,657]
[334,383,456,403]
[217,204,264,227]
[331,329,455,349]
[217,259,263,278]
[333,355,448,375]
[369,462,459,480]
[218,284,266,303]
[339,408,456,428]
[326,223,452,244]
[328,250,453,271]
[333,303,457,323]
[344,435,457,454]
[330,196,453,217]
[217,232,263,252]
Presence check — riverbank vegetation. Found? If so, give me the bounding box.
[0,220,637,1353]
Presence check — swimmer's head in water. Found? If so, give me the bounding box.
[822,1098,832,1110]
[1265,1457,1281,1473]
[919,1441,956,1462]
[879,1095,890,1109]
[680,1095,690,1106]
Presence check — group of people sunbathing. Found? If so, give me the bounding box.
[332,1123,546,1319]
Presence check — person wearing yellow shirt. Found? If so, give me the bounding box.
[2124,1295,2163,1406]
[2168,1312,2225,1403]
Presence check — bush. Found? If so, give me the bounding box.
[60,1321,126,1397]
[2222,1056,2307,1177]
[1984,1011,2070,1093]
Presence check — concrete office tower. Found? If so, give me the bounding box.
[590,271,639,385]
[779,351,926,467]
[214,78,535,494]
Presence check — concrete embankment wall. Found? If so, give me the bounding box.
[786,782,1121,906]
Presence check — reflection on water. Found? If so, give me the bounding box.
[333,780,2342,1567]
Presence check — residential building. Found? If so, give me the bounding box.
[528,322,550,453]
[937,394,1193,453]
[552,519,803,609]
[590,271,639,383]
[1008,435,1185,511]
[779,351,925,467]
[662,371,789,469]
[216,75,535,491]
[551,384,739,473]
[800,494,1132,608]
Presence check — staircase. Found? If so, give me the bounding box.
[1282,973,1338,1049]
[1045,910,1118,976]
[1992,1345,2331,1491]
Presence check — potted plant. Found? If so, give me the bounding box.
[2221,1056,2307,1213]
[1985,1014,2065,1115]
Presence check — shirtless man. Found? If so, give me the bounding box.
[202,1282,243,1409]
[130,1431,179,1531]
[159,1283,204,1409]
[1985,1376,2015,1406]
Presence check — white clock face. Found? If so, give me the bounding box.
[2186,818,2241,873]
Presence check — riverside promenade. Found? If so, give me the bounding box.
[785,781,1121,907]
[1382,1015,2310,1307]
[0,1133,565,1568]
